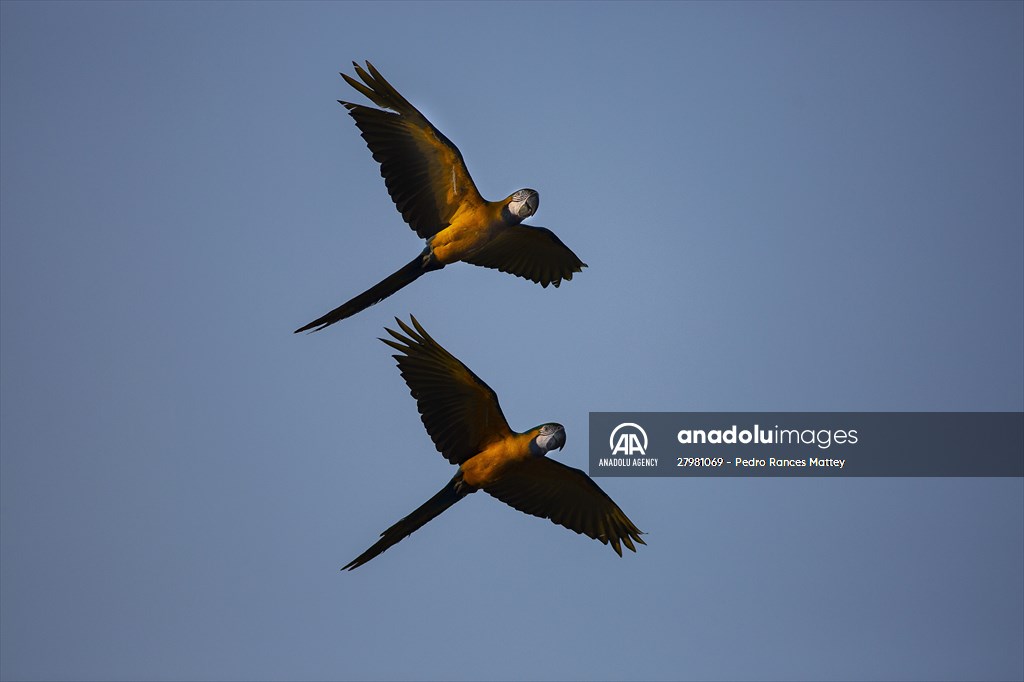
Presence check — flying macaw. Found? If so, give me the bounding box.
[295,62,586,333]
[342,316,644,570]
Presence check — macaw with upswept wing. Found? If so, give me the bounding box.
[342,316,644,570]
[295,61,586,333]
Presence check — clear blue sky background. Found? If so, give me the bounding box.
[2,2,1022,681]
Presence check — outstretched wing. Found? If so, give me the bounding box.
[462,224,587,287]
[483,457,645,556]
[342,61,486,239]
[382,316,513,464]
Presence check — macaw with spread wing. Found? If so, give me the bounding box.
[296,62,586,333]
[342,316,644,570]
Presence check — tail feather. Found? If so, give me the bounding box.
[294,251,441,333]
[342,473,472,571]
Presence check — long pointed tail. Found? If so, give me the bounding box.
[342,473,473,571]
[294,250,441,333]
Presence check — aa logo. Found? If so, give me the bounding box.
[609,423,648,456]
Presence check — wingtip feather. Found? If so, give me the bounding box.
[382,327,411,347]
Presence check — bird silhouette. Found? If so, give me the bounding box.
[296,61,585,333]
[343,316,644,570]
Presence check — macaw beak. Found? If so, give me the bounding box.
[526,194,539,215]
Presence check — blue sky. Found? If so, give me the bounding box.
[1,2,1022,680]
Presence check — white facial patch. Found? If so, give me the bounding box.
[535,425,565,452]
[508,189,539,219]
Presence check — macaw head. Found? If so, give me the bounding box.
[530,423,566,455]
[505,188,539,222]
